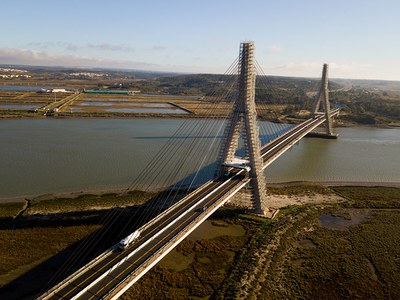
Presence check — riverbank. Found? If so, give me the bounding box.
[1,110,400,129]
[0,185,399,299]
[2,180,399,205]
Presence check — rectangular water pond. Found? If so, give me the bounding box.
[104,107,189,114]
[70,101,189,114]
[0,104,41,110]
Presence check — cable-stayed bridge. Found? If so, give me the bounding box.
[39,42,339,300]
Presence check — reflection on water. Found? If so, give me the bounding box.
[0,85,47,91]
[140,103,174,108]
[70,101,188,113]
[104,107,188,114]
[265,126,400,184]
[0,118,399,202]
[79,102,113,107]
[139,94,200,99]
[77,102,175,108]
[319,209,369,229]
[0,104,41,110]
[70,107,83,112]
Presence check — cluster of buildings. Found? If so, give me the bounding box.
[0,74,32,79]
[67,72,109,78]
[40,88,70,93]
[0,67,28,73]
[0,67,31,79]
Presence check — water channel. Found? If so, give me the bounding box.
[0,118,399,202]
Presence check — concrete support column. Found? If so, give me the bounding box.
[311,63,335,136]
[217,42,269,214]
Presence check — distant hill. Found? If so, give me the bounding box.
[332,78,400,91]
[2,63,399,90]
[0,64,181,79]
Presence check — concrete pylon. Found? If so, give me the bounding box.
[217,42,270,215]
[311,63,334,136]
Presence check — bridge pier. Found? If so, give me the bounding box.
[305,131,338,139]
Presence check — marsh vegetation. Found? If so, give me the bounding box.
[0,185,399,299]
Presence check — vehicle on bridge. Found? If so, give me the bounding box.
[117,230,141,250]
[222,157,251,176]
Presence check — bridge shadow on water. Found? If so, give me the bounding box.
[133,135,224,140]
[0,130,288,299]
[0,206,142,299]
[0,163,220,299]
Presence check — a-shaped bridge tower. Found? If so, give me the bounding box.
[38,43,340,300]
[218,44,339,216]
[217,41,270,215]
[308,63,338,138]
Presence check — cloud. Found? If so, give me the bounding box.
[87,43,135,52]
[265,45,282,53]
[1,47,383,79]
[147,46,167,51]
[272,62,321,72]
[0,48,154,69]
[261,61,375,79]
[26,42,136,53]
[26,41,81,51]
[64,43,81,51]
[0,47,203,73]
[273,62,373,73]
[329,62,373,72]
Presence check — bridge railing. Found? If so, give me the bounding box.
[37,248,114,300]
[137,178,216,233]
[104,175,251,300]
[38,177,228,299]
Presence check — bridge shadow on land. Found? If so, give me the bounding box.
[0,159,222,299]
[133,135,224,140]
[0,188,199,299]
[0,128,287,299]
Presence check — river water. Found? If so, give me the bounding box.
[0,118,399,202]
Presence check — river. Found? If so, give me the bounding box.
[0,118,399,202]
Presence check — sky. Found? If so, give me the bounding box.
[1,0,399,80]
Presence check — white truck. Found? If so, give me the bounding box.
[222,157,251,176]
[117,230,141,250]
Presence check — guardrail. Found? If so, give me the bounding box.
[138,179,216,233]
[105,177,250,300]
[37,249,114,300]
[58,93,81,111]
[261,112,338,169]
[38,110,340,299]
[260,117,315,154]
[38,175,233,299]
[67,180,227,299]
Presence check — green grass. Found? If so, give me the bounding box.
[29,190,154,214]
[266,209,400,299]
[1,186,399,298]
[0,224,101,286]
[120,216,257,300]
[333,186,400,208]
[0,202,26,219]
[216,186,400,299]
[267,184,333,196]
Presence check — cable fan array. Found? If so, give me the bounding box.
[42,53,302,292]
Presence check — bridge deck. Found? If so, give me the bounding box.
[261,110,339,168]
[39,111,339,300]
[41,172,248,300]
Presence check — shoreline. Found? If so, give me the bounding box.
[1,113,399,129]
[1,180,398,204]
